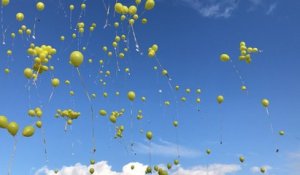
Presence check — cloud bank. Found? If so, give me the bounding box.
[35,161,241,175]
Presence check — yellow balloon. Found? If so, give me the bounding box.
[145,0,155,10]
[24,68,33,79]
[69,4,74,11]
[99,110,107,116]
[114,3,123,14]
[16,12,24,21]
[217,95,224,104]
[128,5,137,15]
[1,0,9,6]
[128,91,136,101]
[220,54,230,62]
[162,69,168,76]
[142,18,148,24]
[70,51,84,67]
[135,0,141,5]
[51,78,60,87]
[22,125,35,137]
[151,44,158,52]
[146,131,153,140]
[36,2,45,11]
[261,99,269,107]
[0,115,8,128]
[36,121,42,128]
[7,122,19,136]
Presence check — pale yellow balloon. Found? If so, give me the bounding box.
[51,78,60,87]
[16,13,24,21]
[128,5,137,15]
[145,0,155,10]
[220,54,230,62]
[1,0,9,6]
[128,91,136,101]
[24,68,33,79]
[114,3,123,14]
[217,95,224,104]
[70,51,84,67]
[36,2,45,11]
[261,99,269,107]
[7,122,19,136]
[22,125,35,137]
[0,115,8,128]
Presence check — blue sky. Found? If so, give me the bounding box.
[0,0,300,175]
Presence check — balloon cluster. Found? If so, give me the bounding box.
[148,44,158,58]
[239,41,259,64]
[0,115,19,137]
[108,109,125,123]
[26,44,57,79]
[55,109,80,126]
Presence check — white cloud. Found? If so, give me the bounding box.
[35,162,241,175]
[135,140,201,158]
[266,3,277,15]
[35,161,147,175]
[178,0,239,18]
[250,165,272,174]
[173,164,241,175]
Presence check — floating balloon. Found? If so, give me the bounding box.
[279,130,285,136]
[36,121,42,128]
[51,78,60,87]
[239,156,245,163]
[16,12,24,21]
[70,51,84,67]
[127,91,136,101]
[260,167,266,173]
[220,53,230,62]
[261,98,269,107]
[7,122,19,136]
[217,95,224,104]
[89,167,94,174]
[36,2,45,11]
[145,0,155,10]
[146,131,153,140]
[1,0,9,6]
[0,115,8,128]
[22,125,35,137]
[99,110,107,116]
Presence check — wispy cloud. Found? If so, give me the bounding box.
[135,139,201,158]
[35,162,241,175]
[173,164,241,175]
[266,3,277,15]
[178,0,239,18]
[287,151,300,173]
[250,165,272,174]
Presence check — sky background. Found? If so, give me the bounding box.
[0,0,300,175]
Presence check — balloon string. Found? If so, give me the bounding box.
[76,68,96,154]
[130,102,134,155]
[7,138,17,175]
[32,17,37,39]
[41,126,49,163]
[1,6,5,45]
[219,104,224,145]
[229,59,248,93]
[130,25,141,54]
[48,88,55,103]
[70,10,72,30]
[103,5,110,29]
[148,140,152,167]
